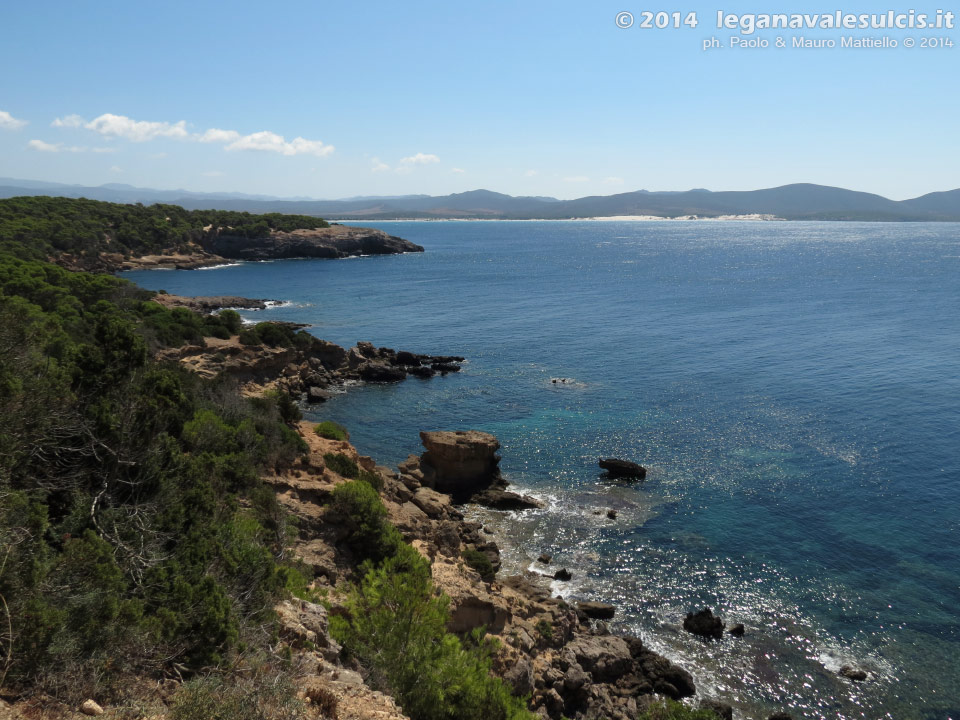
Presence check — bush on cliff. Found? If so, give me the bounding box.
[324,451,359,479]
[462,548,496,582]
[0,249,308,700]
[331,543,532,720]
[329,479,401,562]
[314,420,349,441]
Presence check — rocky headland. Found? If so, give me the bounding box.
[89,225,423,272]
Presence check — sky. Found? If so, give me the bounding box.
[0,0,957,200]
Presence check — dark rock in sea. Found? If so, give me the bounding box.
[550,377,576,384]
[356,340,378,358]
[606,509,618,519]
[683,608,725,640]
[729,623,746,637]
[431,362,461,374]
[394,350,420,365]
[554,568,573,581]
[598,458,647,479]
[537,553,552,564]
[577,602,616,620]
[840,665,868,681]
[203,225,424,260]
[471,488,542,511]
[701,700,734,720]
[359,361,407,383]
[768,714,794,720]
[306,386,329,404]
[406,365,436,379]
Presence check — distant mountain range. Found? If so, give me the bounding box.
[2,177,959,221]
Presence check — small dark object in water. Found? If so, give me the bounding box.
[599,458,647,479]
[683,608,725,640]
[729,623,746,637]
[554,568,572,581]
[537,553,552,564]
[606,509,618,519]
[840,665,868,682]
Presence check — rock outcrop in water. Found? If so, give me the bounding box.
[407,430,542,510]
[683,608,725,640]
[203,224,424,260]
[599,458,647,479]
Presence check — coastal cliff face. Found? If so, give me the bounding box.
[202,225,424,261]
[265,426,700,720]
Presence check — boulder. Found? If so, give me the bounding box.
[504,658,535,697]
[563,663,590,692]
[306,386,329,403]
[554,568,573,581]
[577,602,616,620]
[683,608,725,640]
[538,553,553,564]
[566,636,633,682]
[472,488,543,511]
[606,509,618,519]
[598,458,647,479]
[411,487,451,519]
[729,623,745,637]
[419,430,501,495]
[768,714,794,720]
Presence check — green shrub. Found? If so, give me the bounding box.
[315,420,349,441]
[462,549,496,582]
[324,451,359,479]
[331,543,532,720]
[535,618,553,641]
[329,479,401,562]
[638,699,723,720]
[218,309,243,334]
[358,468,384,492]
[238,328,261,345]
[253,322,292,348]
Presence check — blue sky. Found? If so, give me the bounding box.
[1,0,957,199]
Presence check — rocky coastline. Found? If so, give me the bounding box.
[145,294,796,720]
[75,224,423,273]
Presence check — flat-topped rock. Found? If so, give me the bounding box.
[419,430,501,494]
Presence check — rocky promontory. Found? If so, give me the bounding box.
[202,224,424,260]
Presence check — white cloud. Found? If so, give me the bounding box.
[28,139,115,153]
[224,130,334,157]
[84,113,189,142]
[51,114,84,128]
[451,167,466,174]
[524,170,538,177]
[1,111,27,130]
[603,176,625,185]
[49,111,334,159]
[400,152,440,166]
[197,128,241,144]
[371,157,391,173]
[563,175,590,183]
[110,165,122,173]
[28,139,60,152]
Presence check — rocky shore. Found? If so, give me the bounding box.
[267,426,710,720]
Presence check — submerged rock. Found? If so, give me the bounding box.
[729,623,746,637]
[554,568,573,581]
[471,488,543,511]
[840,664,869,681]
[538,553,553,564]
[598,458,647,479]
[683,608,725,640]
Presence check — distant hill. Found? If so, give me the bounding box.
[1,177,958,221]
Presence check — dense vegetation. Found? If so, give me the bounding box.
[329,484,532,720]
[0,195,329,262]
[0,246,309,702]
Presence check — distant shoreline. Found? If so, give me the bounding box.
[332,214,786,223]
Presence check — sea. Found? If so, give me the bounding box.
[122,220,960,720]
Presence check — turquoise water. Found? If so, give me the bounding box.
[123,221,960,719]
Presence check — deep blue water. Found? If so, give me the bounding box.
[123,221,960,719]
